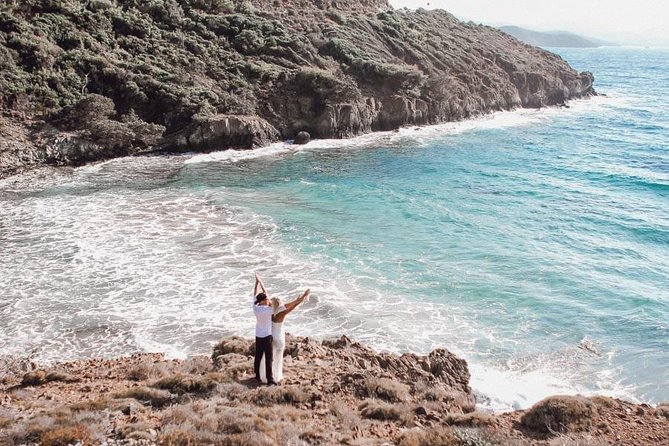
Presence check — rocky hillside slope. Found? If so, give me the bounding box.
[2,335,667,445]
[0,0,594,178]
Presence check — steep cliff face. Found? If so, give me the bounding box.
[0,0,593,177]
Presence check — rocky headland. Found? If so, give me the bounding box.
[1,335,667,445]
[0,0,594,178]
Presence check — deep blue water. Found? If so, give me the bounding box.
[1,47,667,410]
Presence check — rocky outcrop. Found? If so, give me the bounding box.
[0,0,594,178]
[211,334,475,411]
[162,114,281,152]
[3,337,668,446]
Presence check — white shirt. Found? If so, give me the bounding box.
[254,303,273,337]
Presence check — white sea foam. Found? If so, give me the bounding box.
[0,167,641,411]
[183,96,620,166]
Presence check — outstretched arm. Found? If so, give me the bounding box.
[275,289,310,319]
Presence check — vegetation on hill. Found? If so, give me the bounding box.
[0,0,594,177]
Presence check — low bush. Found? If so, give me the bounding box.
[445,412,496,427]
[359,400,412,424]
[20,369,79,386]
[330,400,360,429]
[115,422,155,440]
[158,426,199,446]
[521,395,598,434]
[218,432,276,446]
[217,382,248,400]
[115,386,172,408]
[126,361,151,381]
[248,385,309,407]
[398,426,459,446]
[364,377,410,402]
[179,356,213,375]
[217,408,266,434]
[40,425,93,446]
[212,336,253,359]
[152,374,217,395]
[657,404,669,419]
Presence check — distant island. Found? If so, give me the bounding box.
[500,25,614,48]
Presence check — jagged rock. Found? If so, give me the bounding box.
[163,115,280,152]
[293,131,311,144]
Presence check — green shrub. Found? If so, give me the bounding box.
[320,38,365,64]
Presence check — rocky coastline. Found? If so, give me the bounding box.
[0,0,594,179]
[1,335,667,445]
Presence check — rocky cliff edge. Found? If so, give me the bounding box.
[0,0,593,178]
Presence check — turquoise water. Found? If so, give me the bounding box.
[1,47,667,409]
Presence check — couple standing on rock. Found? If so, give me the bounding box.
[252,274,310,385]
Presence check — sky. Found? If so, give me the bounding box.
[388,0,669,46]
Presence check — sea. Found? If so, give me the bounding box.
[1,47,667,411]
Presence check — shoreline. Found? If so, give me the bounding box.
[1,95,602,182]
[1,335,667,445]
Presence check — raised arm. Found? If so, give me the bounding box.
[254,273,267,297]
[275,289,310,320]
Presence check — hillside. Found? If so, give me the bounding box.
[0,0,594,178]
[500,26,612,48]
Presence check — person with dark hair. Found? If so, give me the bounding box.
[253,274,310,385]
[253,274,276,385]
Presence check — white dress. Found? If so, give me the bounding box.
[259,321,286,383]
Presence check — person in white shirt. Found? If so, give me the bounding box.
[253,274,276,384]
[253,274,310,385]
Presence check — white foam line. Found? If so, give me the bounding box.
[183,95,622,166]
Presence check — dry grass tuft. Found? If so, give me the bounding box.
[521,395,598,434]
[179,356,213,375]
[359,399,413,424]
[158,427,199,446]
[115,422,155,439]
[162,404,199,425]
[217,382,248,401]
[209,354,253,382]
[331,400,361,429]
[248,385,310,407]
[20,370,48,386]
[445,411,496,427]
[68,397,110,412]
[217,408,267,434]
[364,377,410,402]
[20,369,79,387]
[656,404,669,419]
[40,425,92,446]
[1,416,54,445]
[590,396,620,409]
[126,360,152,381]
[397,426,459,446]
[152,374,217,395]
[212,336,253,362]
[218,432,276,446]
[115,386,172,407]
